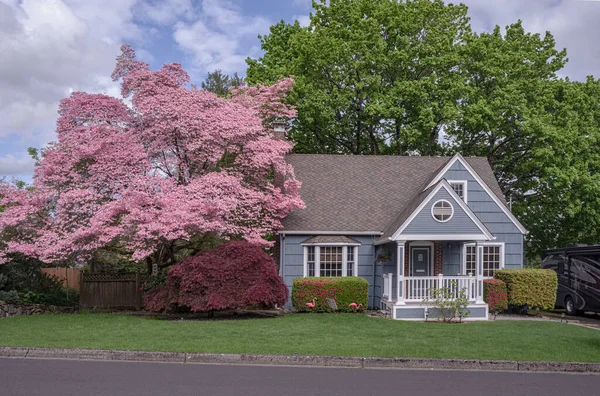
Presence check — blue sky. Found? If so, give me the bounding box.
[2,0,600,181]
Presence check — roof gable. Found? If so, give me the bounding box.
[390,181,493,241]
[426,154,526,234]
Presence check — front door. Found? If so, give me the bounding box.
[411,247,431,276]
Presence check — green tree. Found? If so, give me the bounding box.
[448,24,600,257]
[514,78,600,256]
[246,0,471,155]
[201,69,244,97]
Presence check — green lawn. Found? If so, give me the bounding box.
[1,313,599,362]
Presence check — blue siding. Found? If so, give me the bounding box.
[402,188,483,235]
[468,307,488,318]
[280,235,377,308]
[442,161,524,268]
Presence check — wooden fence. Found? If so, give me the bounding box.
[79,273,147,310]
[41,268,81,291]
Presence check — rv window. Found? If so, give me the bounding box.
[557,260,564,274]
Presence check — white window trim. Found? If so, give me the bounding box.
[462,242,505,278]
[431,199,454,223]
[447,180,468,203]
[303,245,359,278]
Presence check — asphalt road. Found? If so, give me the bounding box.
[1,358,599,396]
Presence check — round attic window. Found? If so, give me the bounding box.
[431,200,453,223]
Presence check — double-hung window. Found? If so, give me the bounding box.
[463,243,504,278]
[448,180,468,202]
[304,245,359,277]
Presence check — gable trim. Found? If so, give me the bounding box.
[278,230,383,235]
[397,234,491,241]
[391,180,493,241]
[425,154,527,235]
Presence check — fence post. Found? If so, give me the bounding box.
[79,271,84,308]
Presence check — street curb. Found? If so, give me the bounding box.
[1,347,599,373]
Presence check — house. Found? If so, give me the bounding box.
[277,153,526,320]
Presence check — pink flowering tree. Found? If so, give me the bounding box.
[0,45,303,269]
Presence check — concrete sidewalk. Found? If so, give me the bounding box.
[1,346,599,373]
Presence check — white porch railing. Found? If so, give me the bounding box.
[404,274,476,302]
[382,273,394,302]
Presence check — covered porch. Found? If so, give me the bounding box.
[378,240,489,321]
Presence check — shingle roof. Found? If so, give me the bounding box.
[281,154,507,234]
[301,236,361,245]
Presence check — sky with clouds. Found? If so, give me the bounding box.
[1,0,600,180]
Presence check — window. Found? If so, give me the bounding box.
[304,245,358,277]
[464,244,504,277]
[347,247,355,276]
[449,181,468,202]
[465,246,476,275]
[431,200,453,222]
[307,246,316,277]
[320,246,343,277]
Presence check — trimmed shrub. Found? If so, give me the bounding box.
[20,287,79,307]
[143,241,288,312]
[292,277,369,313]
[495,269,557,311]
[484,279,508,317]
[0,256,79,306]
[0,290,21,305]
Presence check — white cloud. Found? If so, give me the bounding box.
[0,0,147,151]
[0,153,35,177]
[173,0,271,76]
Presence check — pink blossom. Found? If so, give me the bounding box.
[0,45,304,264]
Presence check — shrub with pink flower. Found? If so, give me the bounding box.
[483,279,508,319]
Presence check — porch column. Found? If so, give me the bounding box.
[475,242,485,304]
[396,241,406,305]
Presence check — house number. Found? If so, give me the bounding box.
[418,254,423,261]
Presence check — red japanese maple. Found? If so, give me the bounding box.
[144,240,288,312]
[0,45,303,265]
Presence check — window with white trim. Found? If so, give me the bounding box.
[304,245,359,277]
[431,200,453,222]
[320,246,343,277]
[449,181,467,202]
[307,246,316,276]
[347,247,355,276]
[464,244,503,278]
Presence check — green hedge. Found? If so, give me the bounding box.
[292,277,369,312]
[494,269,557,310]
